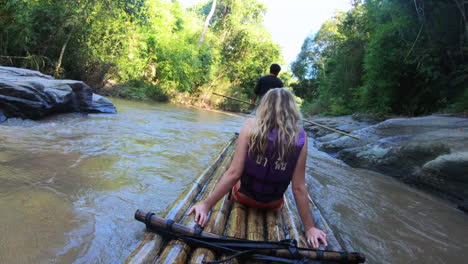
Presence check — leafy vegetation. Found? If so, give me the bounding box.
[292,0,468,116]
[1,0,465,116]
[0,0,282,105]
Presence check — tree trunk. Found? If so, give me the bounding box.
[54,28,74,78]
[451,0,468,42]
[451,0,468,61]
[413,0,424,23]
[199,0,217,44]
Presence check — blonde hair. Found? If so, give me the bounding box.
[248,88,302,160]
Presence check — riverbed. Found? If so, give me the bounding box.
[0,98,466,263]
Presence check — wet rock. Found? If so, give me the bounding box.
[0,66,116,120]
[86,94,116,113]
[320,116,468,151]
[310,115,468,211]
[415,152,468,202]
[458,200,468,213]
[317,132,342,143]
[0,110,6,123]
[351,113,383,123]
[304,115,378,139]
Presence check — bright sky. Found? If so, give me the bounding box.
[179,0,352,68]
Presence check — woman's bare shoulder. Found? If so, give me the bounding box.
[239,118,254,138]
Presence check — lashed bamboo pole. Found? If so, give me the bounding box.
[156,149,235,264]
[282,189,308,248]
[155,179,218,264]
[247,207,265,241]
[134,212,366,263]
[125,135,237,264]
[266,210,285,241]
[220,200,247,263]
[246,208,266,264]
[212,92,360,140]
[188,195,232,263]
[224,200,248,239]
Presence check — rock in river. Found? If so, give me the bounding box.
[0,66,116,121]
[308,115,468,212]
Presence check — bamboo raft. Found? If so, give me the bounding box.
[126,134,361,264]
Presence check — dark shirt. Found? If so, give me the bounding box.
[254,74,283,97]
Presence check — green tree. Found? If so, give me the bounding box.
[0,0,285,105]
[292,0,467,116]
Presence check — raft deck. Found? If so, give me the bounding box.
[126,134,348,264]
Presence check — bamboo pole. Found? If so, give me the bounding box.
[281,191,308,248]
[213,92,256,106]
[265,209,285,241]
[188,156,234,264]
[156,149,235,264]
[247,207,265,241]
[302,119,360,140]
[212,92,360,140]
[187,104,247,118]
[188,195,232,263]
[125,135,237,264]
[134,211,366,263]
[224,201,248,239]
[246,207,266,264]
[220,200,247,263]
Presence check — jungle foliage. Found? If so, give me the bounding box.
[292,0,468,116]
[0,0,282,105]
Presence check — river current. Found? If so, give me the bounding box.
[0,98,466,263]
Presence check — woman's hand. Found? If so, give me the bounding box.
[187,202,210,227]
[306,227,328,249]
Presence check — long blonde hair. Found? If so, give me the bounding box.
[248,88,302,160]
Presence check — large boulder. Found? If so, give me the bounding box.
[0,66,116,120]
[310,115,468,212]
[304,114,381,139]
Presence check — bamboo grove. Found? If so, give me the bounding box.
[292,0,468,116]
[0,0,282,106]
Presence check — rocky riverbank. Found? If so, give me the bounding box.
[304,114,468,213]
[0,66,116,122]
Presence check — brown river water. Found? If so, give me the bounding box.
[0,98,467,263]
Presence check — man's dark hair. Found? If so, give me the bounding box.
[270,64,281,74]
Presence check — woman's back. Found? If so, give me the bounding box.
[188,88,328,249]
[239,128,306,202]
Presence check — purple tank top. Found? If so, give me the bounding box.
[239,128,306,203]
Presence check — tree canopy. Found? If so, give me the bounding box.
[0,0,283,105]
[292,0,467,116]
[2,0,465,115]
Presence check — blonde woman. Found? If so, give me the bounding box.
[188,88,328,249]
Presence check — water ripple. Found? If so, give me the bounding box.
[0,98,244,263]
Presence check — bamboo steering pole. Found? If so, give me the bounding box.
[212,92,360,140]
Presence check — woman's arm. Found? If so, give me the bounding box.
[188,119,251,227]
[291,136,328,248]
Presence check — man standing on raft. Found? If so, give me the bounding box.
[250,63,284,105]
